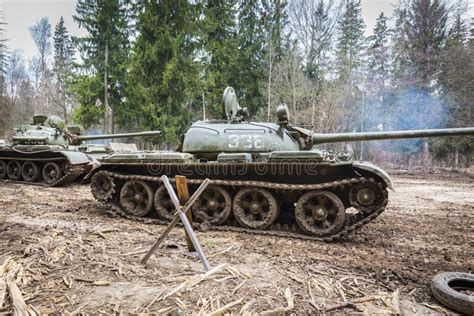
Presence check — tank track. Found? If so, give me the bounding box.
[92,171,388,242]
[0,156,87,187]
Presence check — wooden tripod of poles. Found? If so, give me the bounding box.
[141,175,212,272]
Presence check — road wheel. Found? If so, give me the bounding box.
[193,185,232,225]
[349,181,386,213]
[43,162,63,184]
[6,160,22,180]
[120,180,154,216]
[22,161,40,182]
[431,272,474,314]
[154,185,175,220]
[233,187,279,229]
[0,160,6,179]
[295,190,346,237]
[91,172,115,202]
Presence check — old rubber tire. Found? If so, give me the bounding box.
[431,272,474,314]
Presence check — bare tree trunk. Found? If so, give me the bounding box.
[63,86,68,123]
[292,70,296,125]
[104,40,112,134]
[422,140,430,167]
[267,41,273,122]
[454,147,459,169]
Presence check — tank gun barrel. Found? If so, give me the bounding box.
[311,127,474,145]
[74,131,162,143]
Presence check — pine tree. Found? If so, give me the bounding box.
[335,0,366,86]
[262,0,288,59]
[262,0,289,120]
[236,0,266,114]
[127,0,200,144]
[72,0,131,132]
[406,0,447,91]
[200,0,239,117]
[367,12,390,93]
[435,14,472,166]
[391,5,410,89]
[53,17,75,122]
[446,13,466,48]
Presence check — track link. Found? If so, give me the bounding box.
[92,170,388,242]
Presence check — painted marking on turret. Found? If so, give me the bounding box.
[228,135,264,149]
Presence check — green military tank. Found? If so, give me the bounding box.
[89,87,474,240]
[0,115,161,186]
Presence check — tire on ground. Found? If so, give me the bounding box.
[430,272,474,314]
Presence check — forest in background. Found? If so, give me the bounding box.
[0,0,472,168]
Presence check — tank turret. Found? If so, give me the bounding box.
[180,100,474,159]
[90,87,474,241]
[11,115,161,147]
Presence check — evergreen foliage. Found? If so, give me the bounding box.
[2,0,471,166]
[127,0,200,144]
[72,0,131,131]
[53,17,75,122]
[335,0,366,85]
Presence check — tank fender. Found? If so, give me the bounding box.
[58,151,92,165]
[353,161,394,191]
[81,163,101,184]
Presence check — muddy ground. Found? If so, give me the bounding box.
[0,172,472,314]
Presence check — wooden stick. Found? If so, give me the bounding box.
[160,264,226,301]
[7,282,31,316]
[206,297,244,316]
[325,295,382,312]
[261,288,294,315]
[0,280,6,309]
[239,298,256,315]
[175,175,195,252]
[140,177,211,268]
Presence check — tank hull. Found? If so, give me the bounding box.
[0,146,94,186]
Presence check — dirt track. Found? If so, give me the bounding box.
[0,172,473,314]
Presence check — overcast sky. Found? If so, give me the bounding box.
[1,0,473,61]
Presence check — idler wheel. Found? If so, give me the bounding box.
[349,182,385,213]
[154,185,175,220]
[192,185,232,225]
[22,161,40,182]
[233,187,279,229]
[7,160,22,180]
[120,180,154,216]
[91,172,115,202]
[42,162,63,184]
[295,190,346,237]
[0,160,7,179]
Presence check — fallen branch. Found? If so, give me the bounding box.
[206,297,244,316]
[261,288,294,315]
[325,295,382,312]
[160,264,226,301]
[208,245,234,259]
[239,298,256,315]
[8,282,32,316]
[0,280,5,309]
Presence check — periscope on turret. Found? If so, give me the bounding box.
[89,86,474,240]
[0,115,161,186]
